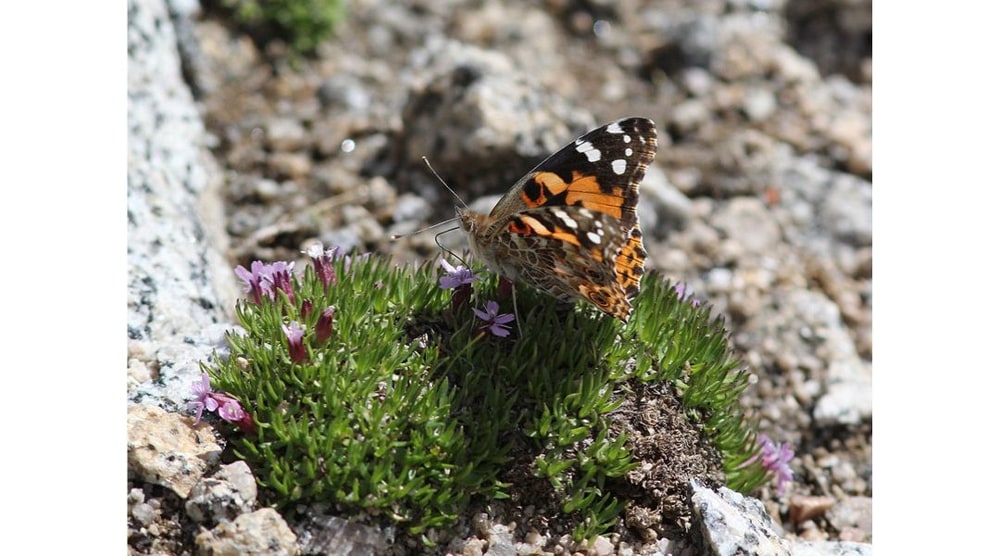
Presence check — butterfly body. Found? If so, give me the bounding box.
[458,117,657,322]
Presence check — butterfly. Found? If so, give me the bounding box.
[457,117,656,322]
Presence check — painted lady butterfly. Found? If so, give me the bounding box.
[458,117,656,322]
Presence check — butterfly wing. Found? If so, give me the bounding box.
[486,117,657,232]
[463,117,657,321]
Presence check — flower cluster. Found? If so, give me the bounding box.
[188,373,255,434]
[235,261,296,305]
[439,259,514,338]
[238,245,345,364]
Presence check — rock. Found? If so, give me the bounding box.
[128,0,238,410]
[691,482,873,556]
[791,540,873,556]
[185,461,258,524]
[788,495,836,525]
[710,197,783,257]
[127,404,221,498]
[827,496,872,543]
[295,513,394,555]
[690,480,792,556]
[194,508,300,555]
[265,117,308,152]
[396,38,591,204]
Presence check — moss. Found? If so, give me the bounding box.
[217,0,345,56]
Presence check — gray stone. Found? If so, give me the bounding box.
[396,38,591,199]
[636,163,691,237]
[691,480,792,556]
[185,461,258,523]
[128,0,238,411]
[819,175,872,247]
[711,197,783,257]
[195,508,300,555]
[791,541,872,556]
[266,117,308,152]
[297,513,394,555]
[827,496,872,542]
[691,482,873,556]
[131,502,157,526]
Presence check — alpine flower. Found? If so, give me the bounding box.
[282,321,308,363]
[473,300,515,338]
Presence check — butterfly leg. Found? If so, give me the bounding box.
[497,276,521,336]
[510,284,521,336]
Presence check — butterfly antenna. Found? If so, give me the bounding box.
[423,156,468,209]
[392,157,470,241]
[390,218,459,240]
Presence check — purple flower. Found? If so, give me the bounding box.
[188,373,219,422]
[473,300,516,338]
[188,373,254,433]
[745,433,795,495]
[217,399,246,422]
[315,306,335,344]
[299,299,313,321]
[282,321,308,363]
[235,261,273,304]
[440,259,479,311]
[235,260,298,304]
[439,259,479,290]
[261,261,296,303]
[305,243,338,290]
[674,282,702,307]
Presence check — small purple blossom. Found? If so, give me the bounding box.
[235,261,298,304]
[300,298,314,321]
[674,282,702,307]
[745,433,795,495]
[235,261,273,304]
[188,373,219,422]
[261,261,296,303]
[188,373,255,433]
[305,243,338,290]
[282,321,308,363]
[439,259,479,290]
[473,300,516,338]
[440,259,479,310]
[217,399,246,422]
[315,306,335,344]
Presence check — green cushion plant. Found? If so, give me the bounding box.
[198,245,772,542]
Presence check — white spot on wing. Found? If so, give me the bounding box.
[625,147,633,157]
[575,140,601,162]
[623,134,632,144]
[587,231,602,244]
[553,209,578,229]
[612,159,627,175]
[606,122,624,134]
